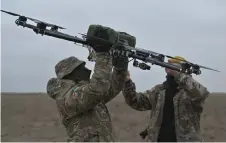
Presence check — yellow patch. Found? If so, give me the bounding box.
[168,56,185,64]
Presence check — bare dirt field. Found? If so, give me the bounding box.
[1,92,226,142]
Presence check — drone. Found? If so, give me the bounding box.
[1,9,221,75]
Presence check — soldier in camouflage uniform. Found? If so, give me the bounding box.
[46,46,128,142]
[123,56,210,142]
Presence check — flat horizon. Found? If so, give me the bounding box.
[1,92,226,95]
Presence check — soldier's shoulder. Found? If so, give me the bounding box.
[154,84,165,90]
[46,78,75,99]
[147,84,164,93]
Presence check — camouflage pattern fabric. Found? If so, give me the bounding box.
[122,72,209,142]
[46,52,128,142]
[87,25,137,47]
[118,31,136,47]
[86,24,119,46]
[55,56,85,79]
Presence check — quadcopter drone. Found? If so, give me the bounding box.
[1,9,221,75]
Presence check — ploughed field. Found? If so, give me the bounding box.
[1,92,226,142]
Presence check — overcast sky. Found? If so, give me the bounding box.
[1,0,226,93]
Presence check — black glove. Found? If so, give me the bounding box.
[112,56,129,70]
[139,128,148,139]
[92,45,111,53]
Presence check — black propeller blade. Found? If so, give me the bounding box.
[198,65,220,72]
[1,10,20,16]
[1,9,66,30]
[166,55,220,72]
[27,17,65,29]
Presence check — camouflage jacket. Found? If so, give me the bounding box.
[47,53,127,142]
[122,73,209,142]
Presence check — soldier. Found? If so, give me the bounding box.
[46,46,128,142]
[122,56,210,142]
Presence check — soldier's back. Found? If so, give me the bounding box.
[47,78,115,142]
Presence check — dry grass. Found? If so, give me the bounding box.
[1,92,226,142]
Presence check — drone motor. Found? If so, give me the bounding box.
[32,22,47,35]
[15,16,27,27]
[50,25,59,32]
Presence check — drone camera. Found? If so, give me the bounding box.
[133,60,151,70]
[139,63,151,70]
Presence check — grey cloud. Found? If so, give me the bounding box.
[1,0,226,93]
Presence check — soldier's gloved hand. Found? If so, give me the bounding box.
[92,45,111,53]
[112,56,129,70]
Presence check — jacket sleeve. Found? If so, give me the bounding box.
[102,67,128,104]
[122,79,158,111]
[64,52,113,114]
[174,73,210,103]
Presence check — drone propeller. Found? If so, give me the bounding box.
[165,55,220,72]
[1,10,20,16]
[27,17,65,29]
[1,9,66,30]
[198,65,220,72]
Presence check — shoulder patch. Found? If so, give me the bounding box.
[71,86,78,92]
[71,86,79,97]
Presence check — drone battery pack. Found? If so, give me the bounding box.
[86,24,118,46]
[117,31,136,48]
[86,24,136,48]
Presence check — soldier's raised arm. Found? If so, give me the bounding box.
[101,31,136,104]
[122,72,163,111]
[174,73,210,102]
[64,50,113,114]
[102,57,129,104]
